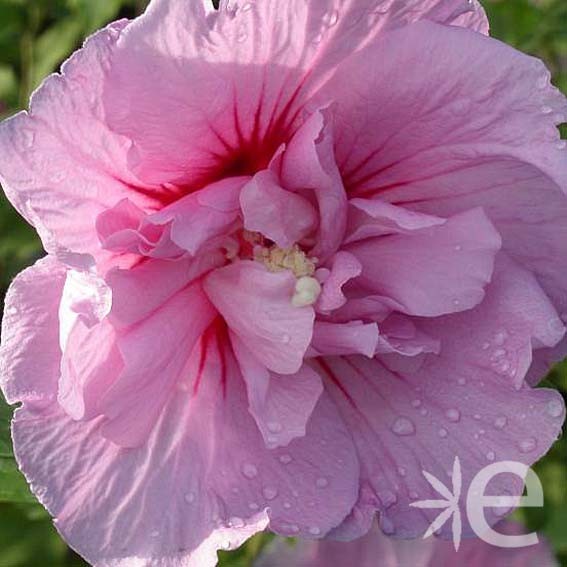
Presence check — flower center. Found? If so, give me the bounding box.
[238,231,322,307]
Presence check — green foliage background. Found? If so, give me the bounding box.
[0,0,565,565]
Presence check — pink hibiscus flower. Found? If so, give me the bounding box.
[1,0,566,565]
[256,520,558,567]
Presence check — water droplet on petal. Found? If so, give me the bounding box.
[279,454,292,465]
[518,437,537,453]
[229,516,245,528]
[537,75,549,89]
[242,463,258,479]
[457,377,467,386]
[282,334,291,345]
[541,105,553,115]
[557,140,567,150]
[546,399,564,418]
[438,428,448,438]
[494,331,508,346]
[323,10,339,27]
[380,516,396,535]
[19,128,36,150]
[248,502,259,510]
[283,501,292,509]
[486,451,496,462]
[316,477,329,488]
[308,526,321,536]
[267,421,283,433]
[494,416,507,429]
[398,467,407,477]
[445,409,461,423]
[391,417,415,436]
[184,492,195,504]
[377,490,397,508]
[6,306,18,316]
[262,486,278,500]
[411,399,422,408]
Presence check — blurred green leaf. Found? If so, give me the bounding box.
[32,17,83,89]
[0,397,35,504]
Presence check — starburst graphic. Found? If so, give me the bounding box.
[410,456,463,551]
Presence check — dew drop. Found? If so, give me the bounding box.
[494,331,508,346]
[420,408,428,417]
[546,399,564,418]
[454,244,463,251]
[474,414,481,420]
[409,491,419,500]
[518,437,537,453]
[556,140,567,150]
[377,490,397,508]
[240,2,253,12]
[279,454,292,465]
[411,399,422,408]
[438,428,448,439]
[398,467,407,477]
[283,501,292,510]
[19,128,36,150]
[457,377,467,386]
[289,524,300,534]
[308,526,321,536]
[184,492,195,504]
[262,486,278,501]
[391,417,415,436]
[312,32,324,44]
[241,463,258,479]
[267,421,283,433]
[323,10,339,27]
[486,451,496,462]
[229,516,245,528]
[248,502,259,510]
[380,516,396,535]
[494,416,507,430]
[282,334,291,345]
[445,409,461,423]
[537,75,549,89]
[541,105,553,115]
[236,26,248,43]
[316,477,329,488]
[6,306,18,316]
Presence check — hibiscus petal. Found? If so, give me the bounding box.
[232,335,323,448]
[148,176,247,255]
[59,319,122,421]
[309,322,379,358]
[100,283,217,447]
[12,341,358,565]
[0,256,65,404]
[103,1,486,186]
[281,109,348,261]
[203,261,314,375]
[316,251,362,313]
[107,253,224,328]
[322,259,565,540]
[0,21,157,255]
[346,199,446,244]
[320,21,567,198]
[347,208,502,317]
[240,170,318,248]
[257,520,556,567]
